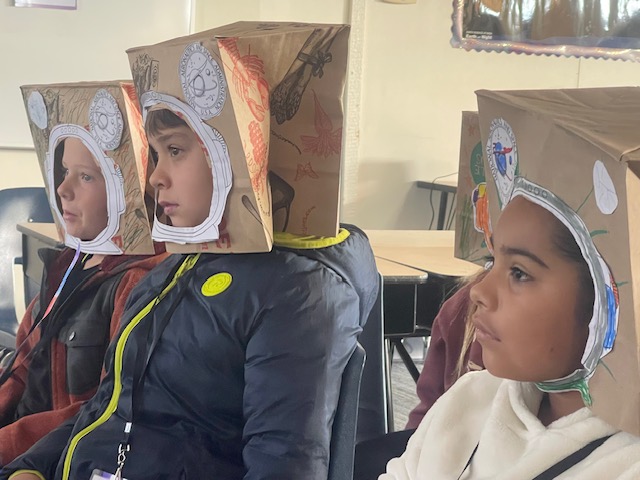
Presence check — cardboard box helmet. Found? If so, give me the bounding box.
[454,111,492,266]
[474,87,640,435]
[126,21,350,253]
[20,82,155,255]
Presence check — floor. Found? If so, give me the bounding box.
[389,338,426,431]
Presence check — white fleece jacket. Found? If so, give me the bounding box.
[381,370,640,480]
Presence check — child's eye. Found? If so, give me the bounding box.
[61,167,69,177]
[483,255,494,270]
[169,146,181,157]
[81,173,94,182]
[510,267,530,282]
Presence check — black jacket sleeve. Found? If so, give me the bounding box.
[0,414,77,479]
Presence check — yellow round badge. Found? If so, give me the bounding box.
[201,273,233,297]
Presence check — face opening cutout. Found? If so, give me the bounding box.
[471,174,618,404]
[141,92,232,244]
[146,109,214,229]
[46,124,126,254]
[469,196,593,384]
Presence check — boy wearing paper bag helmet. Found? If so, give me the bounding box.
[3,22,378,480]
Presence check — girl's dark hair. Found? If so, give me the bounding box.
[145,109,189,137]
[550,217,596,325]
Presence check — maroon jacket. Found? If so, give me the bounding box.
[406,282,484,429]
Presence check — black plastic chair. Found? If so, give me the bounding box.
[357,273,391,442]
[388,272,461,383]
[328,342,366,480]
[0,187,53,349]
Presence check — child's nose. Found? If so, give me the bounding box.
[149,157,168,190]
[469,269,494,311]
[57,176,73,200]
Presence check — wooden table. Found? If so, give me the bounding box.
[367,229,479,277]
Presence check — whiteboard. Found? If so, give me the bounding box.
[0,0,192,148]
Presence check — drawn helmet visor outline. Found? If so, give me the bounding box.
[46,124,126,254]
[508,177,619,403]
[141,91,232,244]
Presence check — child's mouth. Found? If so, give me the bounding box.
[159,202,178,216]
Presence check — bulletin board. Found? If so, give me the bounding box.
[452,0,640,61]
[0,0,192,149]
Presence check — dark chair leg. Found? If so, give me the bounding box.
[390,338,421,383]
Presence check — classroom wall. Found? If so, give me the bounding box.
[0,0,191,190]
[4,0,640,230]
[194,0,640,230]
[354,0,640,230]
[192,0,350,29]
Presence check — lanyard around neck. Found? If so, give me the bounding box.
[119,254,201,444]
[0,249,89,386]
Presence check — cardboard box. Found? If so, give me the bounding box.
[127,22,349,253]
[454,111,491,267]
[20,82,154,255]
[476,87,640,435]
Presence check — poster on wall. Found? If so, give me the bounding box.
[14,0,76,9]
[452,0,640,61]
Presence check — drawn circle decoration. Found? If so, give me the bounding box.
[89,89,124,151]
[486,117,518,208]
[179,42,227,119]
[592,160,618,215]
[28,91,48,130]
[201,272,233,297]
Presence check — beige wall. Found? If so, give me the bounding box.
[193,0,349,30]
[0,149,43,190]
[4,0,640,229]
[0,0,191,189]
[354,1,640,229]
[194,0,640,230]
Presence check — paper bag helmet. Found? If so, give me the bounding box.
[126,21,349,253]
[475,87,640,435]
[454,111,492,266]
[20,82,155,255]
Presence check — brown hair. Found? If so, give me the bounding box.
[145,108,189,138]
[453,269,488,378]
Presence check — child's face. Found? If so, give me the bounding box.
[469,196,589,383]
[147,122,213,228]
[56,137,108,241]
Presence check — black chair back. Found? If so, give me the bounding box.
[356,273,391,442]
[328,342,366,480]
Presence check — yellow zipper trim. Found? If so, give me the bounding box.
[273,227,351,249]
[62,254,200,480]
[9,470,45,480]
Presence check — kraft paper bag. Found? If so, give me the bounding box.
[127,22,349,253]
[476,87,640,435]
[20,81,155,255]
[454,111,492,267]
